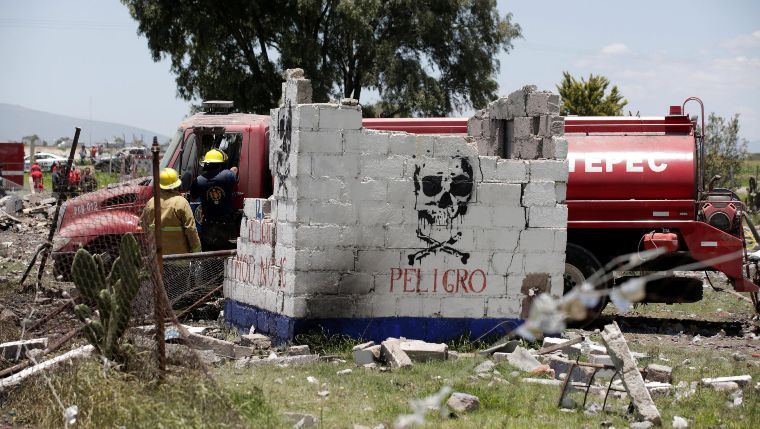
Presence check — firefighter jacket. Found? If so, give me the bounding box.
[141,190,202,255]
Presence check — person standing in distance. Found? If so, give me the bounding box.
[141,168,201,255]
[190,149,239,251]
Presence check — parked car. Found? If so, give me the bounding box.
[24,152,68,171]
[93,147,150,172]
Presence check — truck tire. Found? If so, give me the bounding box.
[565,243,609,323]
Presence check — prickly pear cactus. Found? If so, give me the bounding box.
[71,233,142,362]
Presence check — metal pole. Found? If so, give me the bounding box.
[151,137,166,377]
[32,128,80,289]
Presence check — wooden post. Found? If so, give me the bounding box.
[151,137,166,377]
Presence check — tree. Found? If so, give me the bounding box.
[704,113,748,190]
[556,71,627,116]
[22,134,40,145]
[122,0,521,117]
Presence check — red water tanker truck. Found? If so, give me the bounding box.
[52,99,760,314]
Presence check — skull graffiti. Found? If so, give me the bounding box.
[408,156,474,265]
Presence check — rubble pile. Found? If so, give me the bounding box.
[0,194,56,233]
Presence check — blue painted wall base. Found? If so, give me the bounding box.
[224,299,522,344]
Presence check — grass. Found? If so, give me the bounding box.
[4,337,758,428]
[22,169,122,193]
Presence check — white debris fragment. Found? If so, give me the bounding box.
[337,369,353,376]
[672,416,689,428]
[307,376,318,384]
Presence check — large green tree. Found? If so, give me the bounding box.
[556,71,627,116]
[704,113,748,189]
[122,0,521,117]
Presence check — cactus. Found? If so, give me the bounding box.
[71,233,143,362]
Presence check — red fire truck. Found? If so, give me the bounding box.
[0,142,25,188]
[51,100,760,313]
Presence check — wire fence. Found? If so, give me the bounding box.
[0,139,233,426]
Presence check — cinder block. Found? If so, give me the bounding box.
[386,179,415,205]
[490,252,517,275]
[462,205,492,226]
[294,249,355,271]
[554,230,567,253]
[555,183,567,203]
[243,198,271,220]
[345,130,390,155]
[358,202,404,225]
[370,294,398,316]
[360,155,406,179]
[467,115,484,138]
[492,207,526,228]
[310,201,357,225]
[291,271,341,294]
[281,296,308,318]
[295,225,357,248]
[529,160,569,182]
[338,272,374,294]
[512,117,537,138]
[549,275,564,297]
[486,297,521,318]
[475,183,521,205]
[311,153,359,178]
[528,205,568,228]
[275,221,295,246]
[318,105,362,130]
[519,228,558,253]
[507,89,528,118]
[299,177,344,201]
[541,136,568,159]
[356,249,402,274]
[526,91,556,116]
[490,159,528,183]
[397,297,424,317]
[438,297,486,318]
[385,225,424,249]
[414,135,436,156]
[472,228,520,251]
[307,296,355,318]
[550,117,565,136]
[522,181,557,206]
[388,133,416,155]
[282,79,313,105]
[512,136,542,160]
[294,105,319,131]
[347,179,387,202]
[356,226,386,248]
[433,135,478,157]
[524,252,565,274]
[487,97,509,118]
[298,130,343,153]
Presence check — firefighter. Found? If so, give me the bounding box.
[80,167,97,192]
[51,162,63,198]
[141,168,201,255]
[190,149,239,251]
[30,163,44,192]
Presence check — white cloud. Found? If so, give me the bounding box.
[600,43,630,55]
[571,33,760,140]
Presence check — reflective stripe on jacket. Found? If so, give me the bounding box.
[141,190,202,255]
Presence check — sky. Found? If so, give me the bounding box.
[0,0,758,144]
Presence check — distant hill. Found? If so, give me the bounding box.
[0,103,169,145]
[748,140,760,154]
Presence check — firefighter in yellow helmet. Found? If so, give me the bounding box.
[141,168,202,255]
[190,149,239,251]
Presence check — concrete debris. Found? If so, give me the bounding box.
[709,381,740,392]
[307,376,318,384]
[0,337,48,361]
[474,359,496,374]
[240,333,272,349]
[726,390,743,408]
[547,356,595,383]
[494,346,542,372]
[644,382,673,397]
[283,412,317,428]
[672,416,689,428]
[352,341,375,351]
[478,340,519,356]
[701,375,752,388]
[521,378,563,386]
[600,322,661,425]
[541,337,607,358]
[353,344,382,366]
[398,340,448,362]
[186,332,253,359]
[644,364,672,384]
[629,422,654,429]
[288,345,311,356]
[446,392,480,413]
[674,381,697,401]
[380,339,412,369]
[317,390,329,397]
[238,354,320,368]
[337,368,353,376]
[0,345,94,392]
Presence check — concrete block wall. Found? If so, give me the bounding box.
[224,72,568,342]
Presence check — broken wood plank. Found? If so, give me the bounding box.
[0,345,94,392]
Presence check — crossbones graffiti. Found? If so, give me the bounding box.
[274,102,292,197]
[407,156,474,265]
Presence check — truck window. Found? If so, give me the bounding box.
[198,132,242,171]
[177,134,198,183]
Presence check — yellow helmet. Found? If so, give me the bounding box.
[159,168,182,190]
[202,149,225,164]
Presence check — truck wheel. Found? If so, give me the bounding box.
[565,243,609,323]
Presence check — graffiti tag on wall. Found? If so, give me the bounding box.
[389,267,487,293]
[273,102,293,197]
[408,155,475,265]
